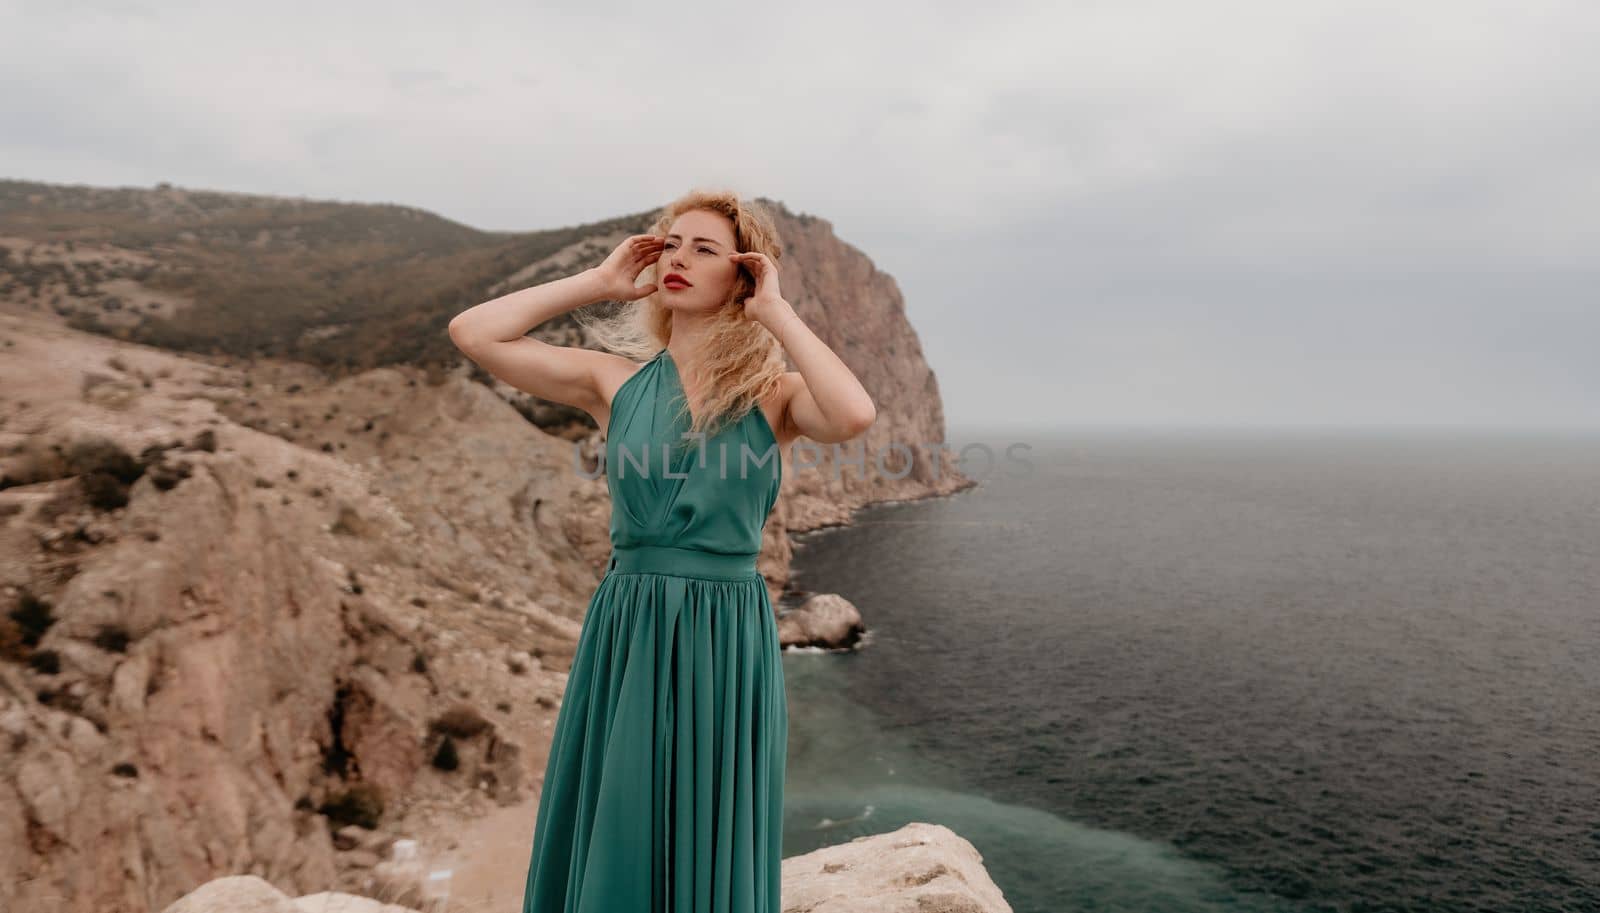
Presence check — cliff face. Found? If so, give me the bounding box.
[0,314,591,910]
[0,185,979,912]
[751,205,972,533]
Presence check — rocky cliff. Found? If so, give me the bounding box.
[0,183,986,912]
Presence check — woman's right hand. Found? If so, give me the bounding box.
[592,234,667,301]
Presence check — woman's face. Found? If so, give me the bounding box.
[656,209,740,312]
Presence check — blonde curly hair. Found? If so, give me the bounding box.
[576,188,789,441]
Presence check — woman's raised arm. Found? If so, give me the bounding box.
[447,234,665,418]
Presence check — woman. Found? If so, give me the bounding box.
[447,189,876,912]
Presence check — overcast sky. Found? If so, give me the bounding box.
[7,0,1599,431]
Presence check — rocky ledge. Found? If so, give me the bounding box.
[158,822,1013,913]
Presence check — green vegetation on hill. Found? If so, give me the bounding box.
[0,178,656,372]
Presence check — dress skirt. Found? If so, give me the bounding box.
[521,546,788,913]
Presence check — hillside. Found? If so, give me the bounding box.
[0,179,976,912]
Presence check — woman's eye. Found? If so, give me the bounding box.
[698,247,714,254]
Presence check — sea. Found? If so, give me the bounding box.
[777,428,1600,913]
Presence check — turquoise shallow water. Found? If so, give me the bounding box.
[781,648,1303,913]
[778,429,1600,913]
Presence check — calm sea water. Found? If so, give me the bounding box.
[778,429,1600,913]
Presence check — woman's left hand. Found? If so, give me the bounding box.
[728,251,792,328]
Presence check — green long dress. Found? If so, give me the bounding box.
[522,346,787,913]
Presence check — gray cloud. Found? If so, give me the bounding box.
[5,0,1598,428]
